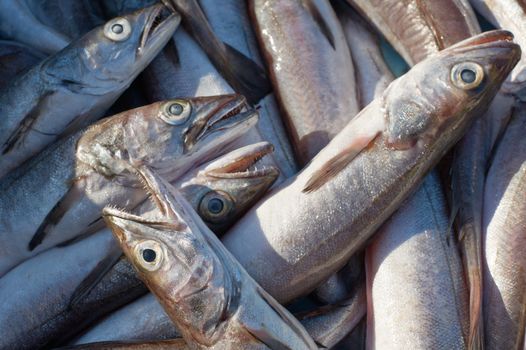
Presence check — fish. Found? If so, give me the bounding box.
[345,0,480,65]
[0,40,44,89]
[0,142,277,349]
[163,0,271,104]
[0,0,70,54]
[0,94,258,277]
[336,2,394,108]
[299,282,366,349]
[250,0,360,166]
[0,3,179,179]
[366,172,469,349]
[60,339,188,350]
[221,30,520,303]
[470,0,526,93]
[482,105,526,350]
[103,165,318,349]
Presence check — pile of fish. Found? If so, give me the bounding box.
[0,0,525,349]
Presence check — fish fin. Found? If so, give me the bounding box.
[28,180,83,251]
[467,266,484,350]
[222,42,272,104]
[301,0,336,49]
[303,133,379,193]
[1,92,54,155]
[69,243,123,307]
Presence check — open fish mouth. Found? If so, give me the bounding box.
[184,95,258,152]
[204,142,279,179]
[139,4,179,55]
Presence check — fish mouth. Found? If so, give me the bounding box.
[204,142,279,179]
[139,4,180,56]
[184,95,259,153]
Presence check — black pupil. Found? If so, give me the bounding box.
[112,23,124,34]
[208,198,224,214]
[460,69,476,84]
[169,103,183,115]
[142,249,156,263]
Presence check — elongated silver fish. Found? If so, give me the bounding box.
[0,95,257,277]
[0,3,179,179]
[482,105,526,350]
[104,166,317,349]
[0,142,277,349]
[221,31,519,303]
[250,0,360,166]
[366,172,468,349]
[346,0,480,65]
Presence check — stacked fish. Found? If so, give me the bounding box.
[0,0,524,349]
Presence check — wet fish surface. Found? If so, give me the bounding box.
[0,4,179,179]
[0,40,44,89]
[482,105,526,350]
[0,95,257,276]
[104,166,317,349]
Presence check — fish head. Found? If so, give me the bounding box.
[76,94,258,183]
[46,4,179,94]
[178,141,279,233]
[384,30,520,150]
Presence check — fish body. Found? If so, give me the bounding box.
[104,166,317,349]
[482,105,526,350]
[0,4,179,179]
[0,142,277,349]
[0,95,257,276]
[366,172,468,349]
[221,31,520,303]
[346,0,480,65]
[251,0,359,166]
[0,40,44,89]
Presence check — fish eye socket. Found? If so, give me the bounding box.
[160,100,191,125]
[451,62,484,90]
[104,18,132,42]
[199,191,233,222]
[134,240,163,271]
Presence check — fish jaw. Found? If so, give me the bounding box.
[137,4,181,61]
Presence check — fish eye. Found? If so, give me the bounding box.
[104,18,132,42]
[134,240,163,271]
[451,62,484,90]
[160,100,191,125]
[199,191,234,222]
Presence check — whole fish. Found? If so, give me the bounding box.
[0,40,44,89]
[0,142,277,349]
[104,166,317,349]
[0,3,179,179]
[345,0,480,65]
[0,95,257,277]
[482,105,526,350]
[221,31,520,303]
[250,0,360,166]
[0,0,70,54]
[470,0,526,93]
[366,172,468,349]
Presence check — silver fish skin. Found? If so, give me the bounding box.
[336,2,394,108]
[141,26,294,182]
[221,31,520,303]
[62,339,188,350]
[104,166,317,349]
[0,40,44,89]
[346,0,480,65]
[470,0,526,93]
[251,0,360,166]
[482,105,526,350]
[366,172,468,350]
[0,0,70,54]
[299,283,366,349]
[0,95,258,277]
[199,0,298,179]
[0,4,179,179]
[0,142,277,349]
